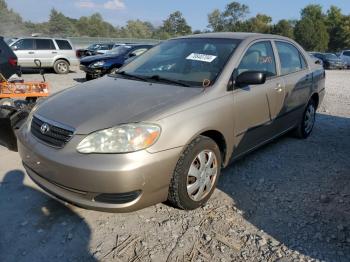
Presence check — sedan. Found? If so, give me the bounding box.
[17,33,325,212]
[79,44,153,80]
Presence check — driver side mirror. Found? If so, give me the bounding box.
[11,46,18,51]
[315,59,322,65]
[128,53,136,58]
[234,71,266,88]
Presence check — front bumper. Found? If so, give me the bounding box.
[17,128,183,212]
[79,64,108,76]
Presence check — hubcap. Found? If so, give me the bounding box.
[58,62,68,73]
[304,104,315,134]
[187,150,218,201]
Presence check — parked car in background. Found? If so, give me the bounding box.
[0,36,19,80]
[80,44,153,80]
[17,33,325,212]
[76,43,114,58]
[308,52,323,66]
[9,37,78,74]
[338,50,350,68]
[311,52,346,70]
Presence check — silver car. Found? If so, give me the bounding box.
[17,33,325,212]
[339,50,350,68]
[9,37,79,74]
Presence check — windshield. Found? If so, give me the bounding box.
[118,38,240,87]
[325,53,338,59]
[106,45,132,55]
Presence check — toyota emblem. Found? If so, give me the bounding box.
[40,123,50,134]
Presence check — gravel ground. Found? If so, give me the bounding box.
[0,69,349,262]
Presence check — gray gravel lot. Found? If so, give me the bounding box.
[0,69,349,262]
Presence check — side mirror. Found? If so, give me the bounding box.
[315,59,322,65]
[235,71,266,88]
[128,53,136,58]
[11,46,18,51]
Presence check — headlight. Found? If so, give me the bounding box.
[90,61,105,68]
[77,123,161,154]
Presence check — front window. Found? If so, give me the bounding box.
[237,41,276,77]
[118,38,240,87]
[325,53,338,60]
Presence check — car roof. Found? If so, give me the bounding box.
[175,32,292,41]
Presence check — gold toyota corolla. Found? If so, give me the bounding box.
[17,33,325,212]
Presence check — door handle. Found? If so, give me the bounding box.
[52,51,57,54]
[28,52,35,54]
[275,83,283,92]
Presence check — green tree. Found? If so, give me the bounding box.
[272,19,295,38]
[207,9,225,32]
[47,9,77,36]
[294,5,329,51]
[207,1,249,32]
[161,11,192,37]
[0,0,27,36]
[121,20,154,39]
[326,6,350,51]
[243,14,272,33]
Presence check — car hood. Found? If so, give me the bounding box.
[35,76,203,134]
[80,54,121,64]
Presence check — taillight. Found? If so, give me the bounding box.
[8,58,17,66]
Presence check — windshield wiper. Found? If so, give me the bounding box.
[114,71,150,82]
[147,75,191,87]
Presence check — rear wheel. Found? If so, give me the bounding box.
[168,136,221,210]
[293,99,316,139]
[54,60,70,74]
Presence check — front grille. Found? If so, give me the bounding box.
[31,115,75,148]
[94,191,141,204]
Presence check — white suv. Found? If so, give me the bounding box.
[9,37,79,74]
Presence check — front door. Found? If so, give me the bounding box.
[12,39,36,67]
[232,40,280,159]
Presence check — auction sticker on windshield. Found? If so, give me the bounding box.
[186,53,217,63]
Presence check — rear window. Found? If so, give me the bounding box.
[35,39,56,50]
[55,40,73,50]
[276,41,306,75]
[343,51,350,57]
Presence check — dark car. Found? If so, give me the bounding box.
[76,43,115,58]
[311,52,346,69]
[80,44,153,80]
[0,36,19,80]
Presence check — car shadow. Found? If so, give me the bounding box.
[217,113,350,261]
[73,77,87,83]
[0,170,96,262]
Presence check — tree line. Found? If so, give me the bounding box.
[0,0,349,52]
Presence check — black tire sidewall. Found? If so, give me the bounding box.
[301,100,316,138]
[171,136,222,210]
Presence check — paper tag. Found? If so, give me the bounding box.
[186,53,217,63]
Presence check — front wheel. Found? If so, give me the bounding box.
[168,136,221,210]
[293,99,316,139]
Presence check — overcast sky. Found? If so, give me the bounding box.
[6,0,350,30]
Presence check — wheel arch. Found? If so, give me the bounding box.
[198,130,228,167]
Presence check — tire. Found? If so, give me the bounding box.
[86,73,94,81]
[54,60,70,74]
[293,99,317,139]
[0,98,14,107]
[168,136,222,210]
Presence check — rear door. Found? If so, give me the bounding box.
[273,41,312,129]
[11,38,35,67]
[34,39,57,67]
[232,40,281,158]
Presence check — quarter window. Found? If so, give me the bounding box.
[237,41,276,77]
[35,39,56,50]
[55,40,73,50]
[343,51,350,57]
[276,41,306,75]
